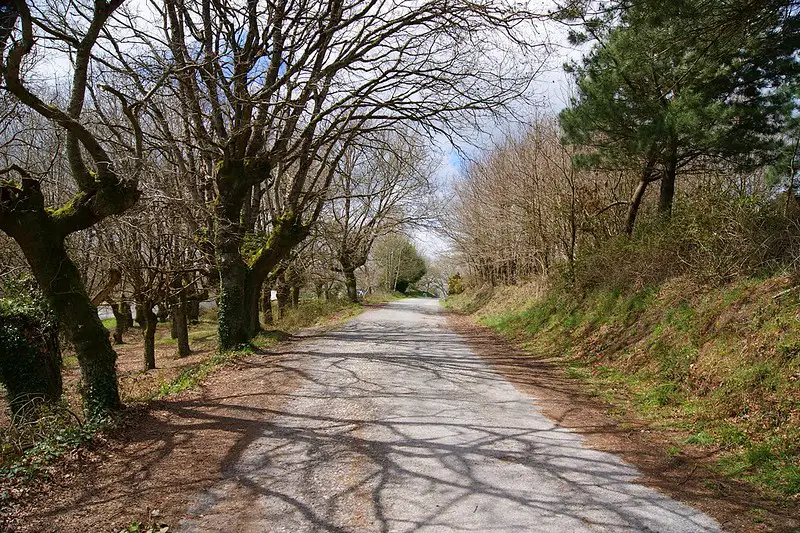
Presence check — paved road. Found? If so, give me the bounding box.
[180,299,720,532]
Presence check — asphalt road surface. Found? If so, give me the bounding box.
[179,298,720,533]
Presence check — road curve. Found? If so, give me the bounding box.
[179,298,720,533]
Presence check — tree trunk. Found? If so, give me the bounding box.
[344,269,358,303]
[120,300,133,329]
[261,285,274,326]
[12,229,121,414]
[291,286,300,307]
[109,300,126,344]
[276,282,291,319]
[188,297,200,324]
[624,162,656,235]
[659,144,678,217]
[247,275,263,336]
[214,169,252,350]
[624,180,649,235]
[214,168,311,347]
[142,303,157,370]
[134,303,145,328]
[170,304,179,339]
[174,296,191,358]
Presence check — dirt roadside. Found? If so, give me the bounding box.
[6,339,311,533]
[447,312,800,533]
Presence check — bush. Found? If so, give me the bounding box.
[573,191,800,291]
[0,276,62,419]
[447,273,465,295]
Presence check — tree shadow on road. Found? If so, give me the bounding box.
[17,303,798,533]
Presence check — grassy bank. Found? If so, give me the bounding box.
[447,277,800,500]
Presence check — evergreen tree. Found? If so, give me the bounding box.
[559,0,797,233]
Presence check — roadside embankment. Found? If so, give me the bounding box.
[447,277,800,506]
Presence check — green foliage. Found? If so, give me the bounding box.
[562,1,792,169]
[120,520,169,533]
[447,273,465,295]
[0,275,62,418]
[373,234,426,293]
[1,402,112,482]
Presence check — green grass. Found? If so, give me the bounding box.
[1,404,114,482]
[156,343,255,397]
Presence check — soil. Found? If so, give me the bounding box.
[446,312,800,533]
[2,335,308,532]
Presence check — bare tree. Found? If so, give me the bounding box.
[323,135,436,302]
[0,0,145,413]
[109,0,544,348]
[446,118,624,285]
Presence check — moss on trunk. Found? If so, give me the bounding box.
[7,213,121,414]
[344,269,358,303]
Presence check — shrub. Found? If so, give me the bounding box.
[447,273,465,295]
[573,190,800,291]
[0,276,62,419]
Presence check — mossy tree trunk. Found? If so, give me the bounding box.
[37,237,123,416]
[0,181,125,414]
[344,269,358,303]
[215,168,252,349]
[215,166,313,348]
[338,251,368,303]
[0,0,137,415]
